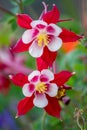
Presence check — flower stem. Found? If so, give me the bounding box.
[0,5,16,16]
[42,111,47,130]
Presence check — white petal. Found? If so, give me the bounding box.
[41,69,54,81]
[22,83,35,97]
[28,70,40,81]
[22,29,38,44]
[46,83,58,97]
[33,94,48,108]
[47,36,62,52]
[29,40,44,57]
[46,24,62,36]
[31,20,47,28]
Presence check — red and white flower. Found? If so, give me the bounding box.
[22,69,58,108]
[22,20,62,57]
[10,70,75,118]
[12,3,82,67]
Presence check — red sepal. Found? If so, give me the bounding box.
[17,14,32,29]
[52,71,73,86]
[43,5,60,24]
[12,39,30,53]
[59,28,83,42]
[41,47,57,66]
[16,96,34,117]
[36,58,48,71]
[10,73,28,87]
[44,96,61,118]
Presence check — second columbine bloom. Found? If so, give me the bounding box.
[22,69,58,108]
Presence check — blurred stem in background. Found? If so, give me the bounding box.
[82,0,87,37]
[0,5,16,16]
[42,111,47,130]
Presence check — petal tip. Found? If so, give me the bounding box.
[9,75,13,79]
[72,72,76,75]
[15,114,19,119]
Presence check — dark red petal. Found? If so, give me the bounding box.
[17,96,34,117]
[41,47,57,66]
[43,5,60,24]
[52,71,74,86]
[44,96,61,118]
[17,14,32,29]
[10,73,29,87]
[59,28,83,42]
[12,38,30,53]
[63,85,72,90]
[36,57,48,71]
[0,76,10,95]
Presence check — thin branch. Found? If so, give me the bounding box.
[0,5,16,17]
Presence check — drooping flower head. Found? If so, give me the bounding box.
[10,70,75,118]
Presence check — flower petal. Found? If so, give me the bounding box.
[52,71,74,86]
[59,28,83,42]
[22,29,39,44]
[22,83,35,97]
[36,57,48,71]
[44,96,61,118]
[16,96,34,117]
[17,14,32,29]
[46,24,62,36]
[46,83,58,97]
[43,5,60,24]
[9,73,28,87]
[12,38,30,53]
[41,47,57,66]
[29,41,43,57]
[28,70,40,82]
[47,36,62,52]
[33,94,48,108]
[41,69,54,81]
[31,20,47,28]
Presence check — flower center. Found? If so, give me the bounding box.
[37,32,49,47]
[56,88,66,99]
[35,82,47,93]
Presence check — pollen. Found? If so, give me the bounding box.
[56,88,66,99]
[37,32,49,47]
[35,82,47,93]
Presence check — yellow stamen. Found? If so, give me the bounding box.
[37,32,49,47]
[56,88,66,99]
[35,82,47,94]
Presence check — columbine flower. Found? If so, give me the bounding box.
[22,69,58,108]
[12,3,82,66]
[10,70,75,118]
[0,47,31,95]
[22,20,62,57]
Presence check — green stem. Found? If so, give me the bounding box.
[77,116,86,130]
[42,111,47,130]
[0,5,16,16]
[12,0,23,13]
[18,0,23,13]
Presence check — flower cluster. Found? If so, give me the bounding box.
[10,2,82,118]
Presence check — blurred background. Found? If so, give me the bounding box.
[0,0,87,130]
